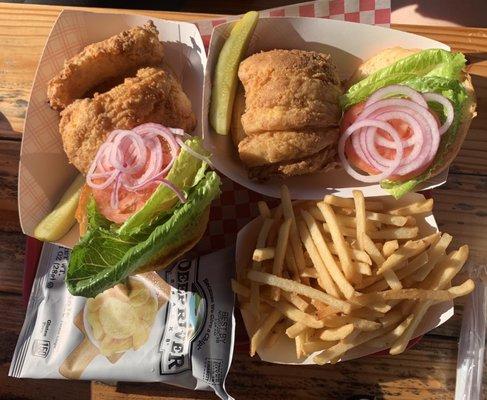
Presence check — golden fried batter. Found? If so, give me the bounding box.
[60,67,196,173]
[238,49,341,133]
[48,21,164,110]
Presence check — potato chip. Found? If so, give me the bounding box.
[86,310,104,341]
[86,295,104,312]
[110,284,130,302]
[132,321,151,350]
[99,297,137,339]
[99,336,133,357]
[134,294,158,324]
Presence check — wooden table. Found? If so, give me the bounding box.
[0,3,486,399]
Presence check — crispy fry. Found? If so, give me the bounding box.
[369,226,419,240]
[282,291,309,312]
[365,211,408,227]
[297,218,341,298]
[324,195,384,211]
[258,201,271,218]
[353,190,366,250]
[412,233,452,282]
[250,218,274,318]
[377,239,429,274]
[286,322,307,339]
[253,247,275,262]
[303,340,338,354]
[320,323,355,341]
[281,185,306,274]
[266,321,287,348]
[320,315,381,332]
[250,309,282,356]
[247,270,352,313]
[301,267,318,278]
[328,243,372,264]
[382,240,399,258]
[267,300,324,328]
[231,279,250,298]
[284,246,301,282]
[318,202,359,283]
[267,206,283,246]
[387,198,434,216]
[271,218,292,301]
[300,210,355,299]
[357,262,372,276]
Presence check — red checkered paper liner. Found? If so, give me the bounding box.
[192,0,391,255]
[195,0,391,48]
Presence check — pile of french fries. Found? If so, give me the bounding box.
[232,186,475,364]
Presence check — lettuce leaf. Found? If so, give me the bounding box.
[380,77,467,198]
[342,49,466,109]
[66,171,221,297]
[117,137,209,236]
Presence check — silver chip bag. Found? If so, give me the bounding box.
[9,244,235,400]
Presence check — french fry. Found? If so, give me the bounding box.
[362,234,385,265]
[250,218,274,318]
[266,321,287,348]
[231,279,250,298]
[320,315,381,332]
[247,270,352,313]
[365,211,408,227]
[253,247,275,262]
[267,206,283,246]
[318,202,359,283]
[390,246,469,355]
[405,216,417,226]
[324,195,384,211]
[353,190,367,250]
[284,246,301,282]
[382,240,399,258]
[357,262,372,276]
[369,226,419,240]
[286,322,307,339]
[258,201,271,218]
[281,291,309,312]
[366,314,414,349]
[301,267,318,278]
[412,233,452,282]
[281,185,307,275]
[300,210,355,299]
[297,218,341,298]
[377,239,429,274]
[328,243,372,264]
[313,311,403,364]
[250,309,282,356]
[320,324,355,341]
[267,300,324,329]
[387,198,434,216]
[271,218,292,301]
[295,331,307,359]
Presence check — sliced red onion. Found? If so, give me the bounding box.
[86,123,207,214]
[422,92,454,135]
[338,119,404,183]
[364,85,427,108]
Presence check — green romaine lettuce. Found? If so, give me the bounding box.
[341,48,468,198]
[342,49,466,109]
[66,171,221,297]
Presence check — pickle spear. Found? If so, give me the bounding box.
[34,174,85,242]
[210,11,259,135]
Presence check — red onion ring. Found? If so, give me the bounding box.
[364,84,428,108]
[338,119,404,183]
[422,92,454,135]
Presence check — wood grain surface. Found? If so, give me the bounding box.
[0,3,486,399]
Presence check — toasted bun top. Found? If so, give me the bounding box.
[346,47,477,182]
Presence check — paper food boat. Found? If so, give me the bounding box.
[202,17,450,199]
[18,10,207,248]
[235,192,453,364]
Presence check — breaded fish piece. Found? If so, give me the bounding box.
[238,49,341,133]
[238,128,338,167]
[48,21,164,110]
[60,67,196,173]
[248,146,338,180]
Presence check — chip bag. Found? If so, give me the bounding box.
[10,244,235,400]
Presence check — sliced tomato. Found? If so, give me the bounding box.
[341,102,438,182]
[92,139,173,224]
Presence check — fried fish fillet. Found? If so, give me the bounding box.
[48,21,164,110]
[234,49,342,180]
[238,49,342,134]
[60,67,196,173]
